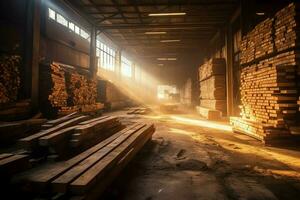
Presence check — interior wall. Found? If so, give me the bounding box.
[40,0,91,69]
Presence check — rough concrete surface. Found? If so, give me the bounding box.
[102,110,300,200]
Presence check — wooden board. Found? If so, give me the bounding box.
[26,123,145,191]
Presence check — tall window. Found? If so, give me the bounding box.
[121,56,132,77]
[96,40,116,71]
[48,8,90,41]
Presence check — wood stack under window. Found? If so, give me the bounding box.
[197,58,226,119]
[0,54,21,105]
[40,62,103,117]
[231,3,300,144]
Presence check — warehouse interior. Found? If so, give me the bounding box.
[1,0,300,199]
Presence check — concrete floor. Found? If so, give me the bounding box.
[103,109,300,200]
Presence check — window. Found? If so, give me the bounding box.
[80,29,89,39]
[68,22,74,31]
[157,85,177,100]
[97,40,116,71]
[48,8,56,20]
[56,14,68,27]
[121,56,132,77]
[47,7,90,41]
[75,25,80,34]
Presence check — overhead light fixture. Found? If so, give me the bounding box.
[256,12,265,16]
[157,58,167,61]
[160,39,181,43]
[157,58,177,61]
[149,12,186,16]
[145,31,167,35]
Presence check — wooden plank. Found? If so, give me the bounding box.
[0,153,14,161]
[26,123,144,191]
[78,116,109,125]
[18,116,88,150]
[38,125,80,146]
[0,154,30,177]
[43,112,78,127]
[69,124,154,195]
[51,123,145,192]
[71,124,154,200]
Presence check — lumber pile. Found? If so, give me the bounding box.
[20,123,155,199]
[240,18,274,64]
[0,99,32,121]
[127,107,151,115]
[65,71,97,106]
[197,58,226,119]
[40,62,103,117]
[0,153,30,180]
[97,79,129,110]
[274,3,299,52]
[180,78,192,105]
[18,115,89,156]
[18,114,124,159]
[0,118,46,146]
[0,54,21,105]
[39,62,68,117]
[231,3,300,144]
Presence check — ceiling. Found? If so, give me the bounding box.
[65,0,239,66]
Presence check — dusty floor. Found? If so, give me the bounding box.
[103,109,300,200]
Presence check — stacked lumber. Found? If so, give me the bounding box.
[240,18,274,64]
[180,78,192,105]
[274,3,299,52]
[18,115,89,155]
[231,3,300,144]
[65,71,97,106]
[0,118,46,146]
[0,54,21,105]
[98,80,129,110]
[0,99,32,121]
[39,62,68,117]
[127,107,151,115]
[21,123,155,199]
[0,153,30,179]
[197,58,226,119]
[40,62,103,117]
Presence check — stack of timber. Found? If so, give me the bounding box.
[17,123,155,199]
[0,54,21,105]
[40,62,103,117]
[97,79,129,110]
[18,114,123,159]
[127,107,151,115]
[231,3,300,145]
[274,3,300,52]
[240,18,274,64]
[18,114,89,156]
[0,99,32,121]
[0,153,30,180]
[180,78,192,106]
[39,62,69,117]
[0,118,46,146]
[197,58,226,120]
